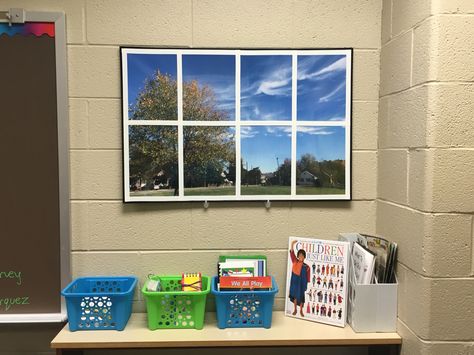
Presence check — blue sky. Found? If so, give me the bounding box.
[297,55,347,121]
[241,55,292,121]
[127,54,177,111]
[241,126,291,173]
[297,126,346,161]
[126,53,347,122]
[183,55,235,120]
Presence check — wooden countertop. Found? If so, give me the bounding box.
[51,312,401,349]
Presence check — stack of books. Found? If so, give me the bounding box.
[217,255,272,291]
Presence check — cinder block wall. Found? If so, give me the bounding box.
[67,0,380,312]
[0,1,381,354]
[7,0,380,310]
[377,0,474,354]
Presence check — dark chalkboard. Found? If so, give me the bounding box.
[0,13,70,322]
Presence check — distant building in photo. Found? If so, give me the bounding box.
[261,172,274,185]
[298,171,319,186]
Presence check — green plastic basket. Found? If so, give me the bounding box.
[142,275,210,330]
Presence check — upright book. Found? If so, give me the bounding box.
[285,236,350,327]
[351,242,375,284]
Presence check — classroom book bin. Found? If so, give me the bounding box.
[142,275,210,330]
[211,276,278,329]
[61,276,138,332]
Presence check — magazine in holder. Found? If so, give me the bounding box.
[347,257,397,332]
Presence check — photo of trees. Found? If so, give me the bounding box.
[296,127,346,195]
[184,126,235,196]
[129,125,178,196]
[122,49,351,201]
[241,126,291,195]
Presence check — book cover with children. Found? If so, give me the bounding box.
[285,236,350,327]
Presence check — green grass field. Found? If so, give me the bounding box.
[241,185,345,195]
[296,186,345,195]
[130,189,175,196]
[184,186,235,196]
[185,185,344,196]
[130,185,345,197]
[184,185,293,196]
[241,185,291,195]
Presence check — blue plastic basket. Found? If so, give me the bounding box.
[211,276,278,329]
[61,276,137,331]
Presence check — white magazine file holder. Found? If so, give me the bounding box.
[347,257,398,332]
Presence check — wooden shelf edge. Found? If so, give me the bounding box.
[51,312,402,349]
[52,338,401,349]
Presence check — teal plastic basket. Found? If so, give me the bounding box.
[61,276,137,331]
[211,276,278,328]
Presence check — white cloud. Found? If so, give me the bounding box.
[260,110,287,120]
[266,126,292,137]
[212,82,235,99]
[241,104,289,121]
[298,57,346,81]
[319,82,345,103]
[328,116,345,121]
[240,82,260,98]
[297,126,335,135]
[252,64,292,97]
[240,126,258,139]
[256,77,291,96]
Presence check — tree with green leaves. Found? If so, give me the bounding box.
[295,154,345,188]
[297,153,320,176]
[272,158,291,186]
[129,71,235,195]
[245,167,262,186]
[183,125,234,188]
[319,160,345,188]
[129,125,178,191]
[130,72,177,121]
